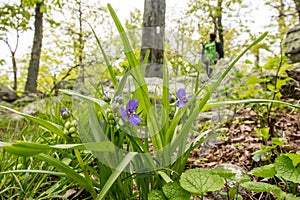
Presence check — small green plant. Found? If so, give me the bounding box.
[242,152,300,199]
[148,166,249,200]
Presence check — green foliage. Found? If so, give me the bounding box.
[3,2,300,199]
[246,153,300,197]
[249,164,276,178]
[275,155,300,184]
[180,168,224,195]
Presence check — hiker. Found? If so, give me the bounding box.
[202,32,224,78]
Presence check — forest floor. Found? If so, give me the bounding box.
[186,106,300,199]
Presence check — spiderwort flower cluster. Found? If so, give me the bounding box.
[176,88,193,107]
[120,99,141,126]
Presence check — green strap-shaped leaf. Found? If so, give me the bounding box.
[0,141,115,157]
[90,24,118,88]
[35,153,97,198]
[3,141,52,156]
[107,3,162,151]
[96,152,137,200]
[0,105,69,141]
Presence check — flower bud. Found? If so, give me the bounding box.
[103,91,111,103]
[69,126,76,134]
[169,94,176,103]
[63,129,69,135]
[70,120,78,127]
[108,119,115,125]
[107,113,115,120]
[64,121,71,130]
[60,108,71,120]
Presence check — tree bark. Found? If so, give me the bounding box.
[78,0,85,84]
[140,0,166,78]
[294,0,300,22]
[216,0,224,52]
[24,1,43,93]
[11,52,17,91]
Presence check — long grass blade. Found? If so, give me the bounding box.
[35,153,97,198]
[0,105,69,141]
[96,152,137,200]
[90,24,118,88]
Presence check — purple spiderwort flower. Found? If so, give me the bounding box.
[60,108,71,119]
[120,99,141,126]
[176,88,193,108]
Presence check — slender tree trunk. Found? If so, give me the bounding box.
[24,2,43,93]
[11,52,17,91]
[216,0,224,50]
[140,0,166,78]
[78,0,85,83]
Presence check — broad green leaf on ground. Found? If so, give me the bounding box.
[179,168,224,195]
[272,137,286,146]
[148,190,167,200]
[274,190,300,200]
[241,182,278,193]
[275,155,300,183]
[249,164,276,178]
[284,153,300,167]
[211,168,236,179]
[162,182,190,200]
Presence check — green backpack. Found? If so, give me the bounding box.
[204,41,217,62]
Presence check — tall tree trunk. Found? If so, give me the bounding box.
[294,0,300,22]
[216,0,224,51]
[78,0,85,84]
[24,2,43,93]
[140,0,166,78]
[12,52,17,91]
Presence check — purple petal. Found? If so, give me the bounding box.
[126,99,139,112]
[176,88,186,100]
[187,94,193,100]
[100,120,105,126]
[120,107,127,119]
[128,114,141,126]
[115,94,123,103]
[104,91,109,98]
[60,108,70,115]
[176,100,185,108]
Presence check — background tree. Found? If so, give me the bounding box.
[140,0,166,78]
[0,4,30,91]
[24,0,44,93]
